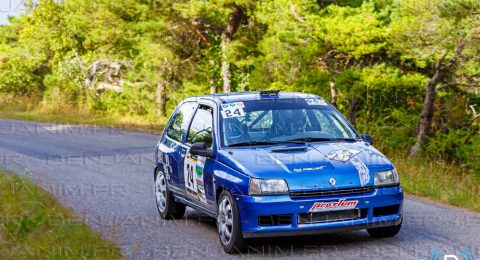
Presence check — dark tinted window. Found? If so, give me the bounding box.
[187,105,214,148]
[166,102,197,142]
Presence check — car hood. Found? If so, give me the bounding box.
[218,142,393,192]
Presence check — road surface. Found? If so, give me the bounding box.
[0,119,479,259]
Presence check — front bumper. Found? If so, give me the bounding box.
[236,186,403,238]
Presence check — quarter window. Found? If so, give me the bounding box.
[166,102,197,142]
[187,105,214,148]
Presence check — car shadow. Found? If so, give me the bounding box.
[184,210,379,257]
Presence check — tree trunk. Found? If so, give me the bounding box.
[221,36,231,93]
[329,80,337,107]
[210,78,217,94]
[409,73,443,157]
[409,38,465,157]
[220,5,245,93]
[348,98,360,126]
[156,82,166,117]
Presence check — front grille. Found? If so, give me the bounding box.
[290,186,374,199]
[258,214,292,226]
[298,209,367,224]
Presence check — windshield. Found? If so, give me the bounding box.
[220,98,359,147]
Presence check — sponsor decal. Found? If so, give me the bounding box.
[326,149,360,162]
[184,154,207,203]
[293,166,325,173]
[305,98,328,106]
[220,102,246,118]
[309,199,359,212]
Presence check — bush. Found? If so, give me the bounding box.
[423,129,479,170]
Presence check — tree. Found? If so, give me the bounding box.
[387,0,480,157]
[173,0,252,93]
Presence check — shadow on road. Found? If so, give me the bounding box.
[184,210,378,257]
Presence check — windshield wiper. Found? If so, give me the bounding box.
[228,140,284,147]
[228,137,355,147]
[334,138,358,142]
[284,137,359,143]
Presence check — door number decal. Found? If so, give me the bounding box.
[184,154,207,203]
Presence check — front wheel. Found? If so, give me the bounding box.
[367,223,402,238]
[155,170,186,219]
[217,191,245,253]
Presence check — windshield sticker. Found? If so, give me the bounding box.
[305,98,327,106]
[351,157,370,186]
[221,102,246,118]
[326,149,360,162]
[309,199,359,212]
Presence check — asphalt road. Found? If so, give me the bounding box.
[1,119,479,259]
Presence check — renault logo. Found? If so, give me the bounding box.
[329,177,336,186]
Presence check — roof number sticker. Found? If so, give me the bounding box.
[305,98,327,106]
[221,102,246,118]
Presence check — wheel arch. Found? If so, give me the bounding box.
[216,186,225,204]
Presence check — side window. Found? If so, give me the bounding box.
[166,102,197,142]
[187,105,214,148]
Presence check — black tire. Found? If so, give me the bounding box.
[217,190,245,254]
[154,170,186,219]
[367,223,402,238]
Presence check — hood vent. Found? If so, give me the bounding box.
[271,147,307,153]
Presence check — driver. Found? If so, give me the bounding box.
[223,118,248,145]
[270,109,306,136]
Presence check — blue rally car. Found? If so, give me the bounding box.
[154,91,403,253]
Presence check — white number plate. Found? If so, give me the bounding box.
[220,102,246,118]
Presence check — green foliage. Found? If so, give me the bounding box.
[423,129,480,170]
[0,54,43,95]
[319,3,388,58]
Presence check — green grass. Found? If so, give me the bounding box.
[0,171,123,259]
[392,155,480,212]
[0,98,166,134]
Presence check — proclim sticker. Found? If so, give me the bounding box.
[221,102,246,118]
[305,98,327,106]
[309,199,359,212]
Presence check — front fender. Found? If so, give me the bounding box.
[213,161,250,197]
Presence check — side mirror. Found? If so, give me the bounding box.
[189,142,215,158]
[360,134,374,145]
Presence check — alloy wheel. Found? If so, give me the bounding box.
[155,172,167,212]
[217,196,234,245]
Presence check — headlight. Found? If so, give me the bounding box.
[249,178,289,195]
[374,169,400,187]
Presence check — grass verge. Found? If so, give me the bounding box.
[0,171,122,259]
[392,155,480,212]
[0,98,166,134]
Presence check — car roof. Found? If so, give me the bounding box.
[184,91,320,104]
